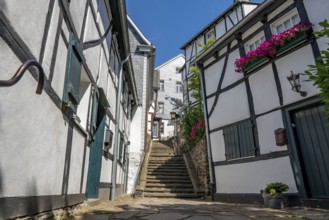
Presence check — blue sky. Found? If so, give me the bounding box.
[126,0,263,67]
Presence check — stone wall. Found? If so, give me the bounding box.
[190,137,210,195]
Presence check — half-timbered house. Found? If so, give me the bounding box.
[181,0,329,208]
[0,0,142,218]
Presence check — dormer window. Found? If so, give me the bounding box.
[272,10,300,34]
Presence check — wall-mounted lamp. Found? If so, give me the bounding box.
[170,111,177,120]
[287,71,307,97]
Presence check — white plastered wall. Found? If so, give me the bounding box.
[215,157,298,194]
[208,83,250,130]
[275,45,319,106]
[257,110,287,155]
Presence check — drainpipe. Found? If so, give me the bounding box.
[110,54,130,201]
[198,62,215,201]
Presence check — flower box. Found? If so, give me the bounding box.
[276,31,311,55]
[242,56,269,73]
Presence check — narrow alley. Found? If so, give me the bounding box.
[76,197,329,220]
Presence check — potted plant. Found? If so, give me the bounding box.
[261,182,289,209]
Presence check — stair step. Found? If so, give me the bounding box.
[146,183,193,188]
[143,192,201,198]
[144,188,194,193]
[146,178,192,183]
[147,172,189,176]
[147,169,188,173]
[147,175,190,180]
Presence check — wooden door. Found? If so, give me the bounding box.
[86,88,106,198]
[292,104,329,198]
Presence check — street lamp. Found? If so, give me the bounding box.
[287,71,307,97]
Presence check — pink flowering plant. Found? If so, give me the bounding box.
[235,21,313,72]
[189,120,205,143]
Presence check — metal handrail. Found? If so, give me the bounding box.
[0,60,45,94]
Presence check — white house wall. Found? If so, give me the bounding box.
[208,83,250,130]
[42,2,61,78]
[51,37,68,98]
[257,110,287,155]
[304,0,329,51]
[204,59,225,96]
[249,65,280,115]
[210,130,226,162]
[215,157,298,194]
[275,45,319,106]
[1,0,49,58]
[67,129,87,194]
[220,49,243,88]
[267,0,294,21]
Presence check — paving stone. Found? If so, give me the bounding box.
[184,215,218,220]
[140,212,189,220]
[112,211,140,219]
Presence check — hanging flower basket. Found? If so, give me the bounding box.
[242,56,269,73]
[276,30,312,55]
[235,21,313,73]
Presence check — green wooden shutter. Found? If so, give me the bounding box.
[223,120,255,160]
[63,33,84,112]
[238,120,255,158]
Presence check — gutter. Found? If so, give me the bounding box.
[111,0,139,106]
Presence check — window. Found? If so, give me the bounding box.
[158,102,164,114]
[245,35,266,52]
[63,33,84,113]
[160,80,164,91]
[118,133,125,162]
[223,120,255,160]
[176,67,181,74]
[206,29,215,43]
[272,11,300,34]
[176,82,182,93]
[160,122,164,134]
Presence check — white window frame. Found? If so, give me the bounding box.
[159,80,164,91]
[158,102,164,114]
[176,82,182,93]
[271,9,300,34]
[244,32,266,53]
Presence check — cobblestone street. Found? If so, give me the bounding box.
[77,197,329,220]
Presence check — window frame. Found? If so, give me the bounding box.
[223,120,256,160]
[159,80,164,91]
[271,9,300,35]
[158,102,164,114]
[244,32,266,53]
[176,81,182,93]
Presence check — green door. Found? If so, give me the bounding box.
[292,104,329,198]
[86,88,106,198]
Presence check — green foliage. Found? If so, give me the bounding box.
[263,182,289,196]
[305,20,329,117]
[198,37,216,51]
[181,104,205,148]
[181,66,205,148]
[189,66,202,101]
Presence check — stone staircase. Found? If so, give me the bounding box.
[144,141,199,198]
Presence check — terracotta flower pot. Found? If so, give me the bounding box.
[262,193,283,209]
